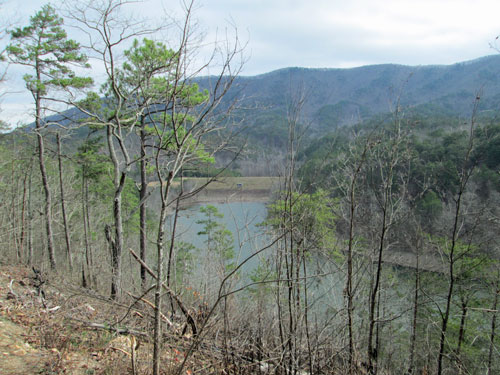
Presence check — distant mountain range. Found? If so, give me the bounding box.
[223,55,500,135]
[29,55,500,144]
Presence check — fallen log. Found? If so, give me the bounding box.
[125,291,174,328]
[129,249,198,335]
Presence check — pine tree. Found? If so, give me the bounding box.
[7,4,92,269]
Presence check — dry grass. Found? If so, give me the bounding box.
[0,265,246,374]
[176,176,279,191]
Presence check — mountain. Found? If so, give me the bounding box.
[21,55,500,145]
[224,55,500,134]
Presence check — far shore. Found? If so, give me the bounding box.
[178,188,272,206]
[157,176,446,274]
[150,176,279,205]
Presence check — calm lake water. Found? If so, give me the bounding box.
[164,200,411,321]
[168,201,270,273]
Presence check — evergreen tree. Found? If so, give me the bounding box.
[7,4,92,269]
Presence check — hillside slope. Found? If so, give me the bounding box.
[224,55,500,131]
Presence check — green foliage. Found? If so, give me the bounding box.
[0,120,10,133]
[248,261,276,297]
[7,4,92,98]
[76,136,108,181]
[298,132,349,189]
[243,110,290,148]
[175,241,198,285]
[160,124,214,164]
[267,189,338,258]
[197,205,235,273]
[300,115,500,220]
[416,190,442,221]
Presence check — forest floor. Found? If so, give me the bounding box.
[0,265,104,374]
[0,264,206,374]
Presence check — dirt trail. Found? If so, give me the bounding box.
[0,266,52,374]
[0,265,155,374]
[0,316,48,374]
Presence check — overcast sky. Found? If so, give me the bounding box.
[2,0,500,125]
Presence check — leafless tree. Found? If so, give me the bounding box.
[62,0,163,298]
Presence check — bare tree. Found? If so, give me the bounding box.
[144,10,242,372]
[337,132,373,374]
[365,111,410,374]
[65,1,243,372]
[56,132,73,270]
[436,97,480,375]
[487,267,499,375]
[62,0,163,298]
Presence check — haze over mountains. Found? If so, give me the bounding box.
[32,54,500,143]
[225,54,500,133]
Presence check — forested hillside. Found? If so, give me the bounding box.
[224,55,500,133]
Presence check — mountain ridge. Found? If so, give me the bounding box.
[19,54,500,140]
[224,54,500,132]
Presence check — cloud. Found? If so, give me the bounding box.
[193,0,500,74]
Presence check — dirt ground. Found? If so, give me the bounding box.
[0,264,210,375]
[0,265,117,374]
[0,316,48,374]
[0,266,52,374]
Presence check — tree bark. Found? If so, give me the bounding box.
[35,93,56,270]
[107,124,127,300]
[487,271,499,375]
[57,133,73,270]
[139,120,148,291]
[27,162,33,266]
[19,167,29,263]
[407,248,420,374]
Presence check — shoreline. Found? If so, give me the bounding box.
[169,187,446,274]
[178,189,272,207]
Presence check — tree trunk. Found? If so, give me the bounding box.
[107,124,126,300]
[27,163,33,266]
[346,178,356,375]
[111,189,124,299]
[166,194,182,312]
[82,176,93,288]
[456,299,467,357]
[367,208,388,375]
[407,250,420,374]
[153,172,173,375]
[437,195,462,375]
[36,101,56,270]
[10,160,20,261]
[57,133,73,270]
[437,102,476,375]
[19,168,29,263]
[139,121,148,291]
[487,271,499,375]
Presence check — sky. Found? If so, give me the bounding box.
[1,0,500,125]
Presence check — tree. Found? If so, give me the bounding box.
[436,99,480,375]
[197,205,236,280]
[338,132,374,374]
[56,132,73,270]
[120,37,178,292]
[365,114,410,375]
[7,4,92,269]
[65,0,162,299]
[75,132,108,287]
[66,1,242,373]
